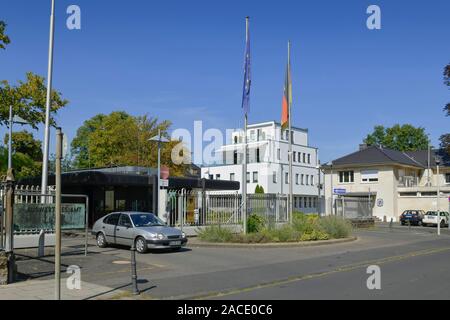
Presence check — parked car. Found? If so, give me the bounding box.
[422,211,449,228]
[92,212,188,253]
[400,210,425,226]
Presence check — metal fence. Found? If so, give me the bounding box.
[335,196,373,220]
[165,190,289,229]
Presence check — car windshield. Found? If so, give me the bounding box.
[131,214,166,227]
[427,212,438,216]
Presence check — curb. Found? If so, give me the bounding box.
[187,236,358,249]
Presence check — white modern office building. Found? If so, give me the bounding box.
[201,121,323,214]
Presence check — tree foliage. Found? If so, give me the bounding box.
[364,124,430,152]
[0,21,10,50]
[71,111,187,176]
[0,72,68,128]
[4,130,43,162]
[0,146,41,179]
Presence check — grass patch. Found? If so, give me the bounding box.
[197,213,353,244]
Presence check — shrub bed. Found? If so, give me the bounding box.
[197,213,353,244]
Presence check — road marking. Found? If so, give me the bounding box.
[193,246,450,300]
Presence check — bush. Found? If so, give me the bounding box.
[318,216,353,239]
[247,214,266,233]
[197,225,234,243]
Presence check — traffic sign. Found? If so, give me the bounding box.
[333,188,347,195]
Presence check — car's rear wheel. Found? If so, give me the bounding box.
[135,237,148,254]
[96,232,108,248]
[422,223,427,227]
[440,220,446,228]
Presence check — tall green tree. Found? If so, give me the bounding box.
[71,111,187,176]
[364,124,430,151]
[0,72,68,128]
[0,21,10,50]
[3,130,43,161]
[0,146,41,179]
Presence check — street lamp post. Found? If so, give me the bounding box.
[149,130,169,218]
[7,106,30,170]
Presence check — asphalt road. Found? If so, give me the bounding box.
[11,223,450,300]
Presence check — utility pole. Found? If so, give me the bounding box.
[55,128,63,300]
[41,0,56,199]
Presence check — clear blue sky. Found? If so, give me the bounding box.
[1,0,449,164]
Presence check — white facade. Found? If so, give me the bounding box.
[201,121,322,214]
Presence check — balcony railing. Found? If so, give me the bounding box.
[398,176,419,188]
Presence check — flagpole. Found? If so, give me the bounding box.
[288,41,293,224]
[41,0,56,199]
[242,17,249,235]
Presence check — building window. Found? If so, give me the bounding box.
[303,153,306,163]
[256,148,261,163]
[277,149,281,161]
[209,174,214,180]
[230,173,235,181]
[296,174,300,185]
[250,130,256,141]
[273,172,278,184]
[339,171,354,183]
[311,175,315,186]
[285,130,289,141]
[247,172,251,184]
[253,172,258,183]
[361,170,379,183]
[308,154,311,164]
[304,197,308,208]
[293,152,296,162]
[216,174,221,180]
[299,197,303,208]
[285,172,289,184]
[309,197,312,208]
[234,136,238,144]
[446,173,450,184]
[301,174,304,185]
[306,175,309,185]
[291,131,294,143]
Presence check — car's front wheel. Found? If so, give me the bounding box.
[135,237,148,254]
[422,223,428,227]
[96,232,108,248]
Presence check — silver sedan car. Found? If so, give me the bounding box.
[92,212,188,253]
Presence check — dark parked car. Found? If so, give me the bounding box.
[400,210,425,226]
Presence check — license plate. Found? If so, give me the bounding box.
[170,241,182,246]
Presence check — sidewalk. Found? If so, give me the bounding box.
[0,278,126,300]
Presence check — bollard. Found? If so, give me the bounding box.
[408,219,411,231]
[130,245,140,296]
[38,230,45,258]
[389,218,393,231]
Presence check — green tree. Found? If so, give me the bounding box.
[0,72,68,128]
[364,124,430,151]
[4,130,43,161]
[255,185,265,194]
[0,146,41,179]
[0,21,10,50]
[71,111,186,176]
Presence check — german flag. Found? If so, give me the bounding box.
[281,47,292,130]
